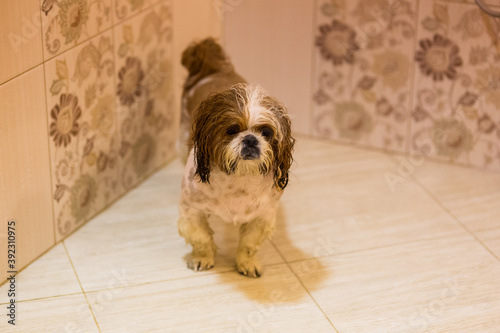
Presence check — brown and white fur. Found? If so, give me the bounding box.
[179,38,246,163]
[178,83,295,277]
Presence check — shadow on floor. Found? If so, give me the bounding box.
[214,205,330,304]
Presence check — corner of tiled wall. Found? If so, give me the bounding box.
[312,0,419,154]
[411,0,500,171]
[1,0,53,284]
[42,0,176,241]
[311,0,500,171]
[1,0,178,283]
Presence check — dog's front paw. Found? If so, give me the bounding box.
[186,254,214,272]
[236,256,263,278]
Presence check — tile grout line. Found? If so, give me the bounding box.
[308,0,318,137]
[0,292,83,306]
[0,63,44,87]
[278,232,469,267]
[405,0,420,155]
[0,0,161,88]
[62,241,102,333]
[0,231,457,301]
[269,240,340,333]
[0,153,175,290]
[0,261,286,306]
[38,0,57,246]
[409,175,500,263]
[383,153,500,262]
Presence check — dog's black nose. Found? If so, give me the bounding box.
[242,135,258,147]
[241,134,260,160]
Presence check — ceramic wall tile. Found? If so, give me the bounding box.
[46,1,175,241]
[41,0,113,59]
[0,66,54,283]
[45,30,119,241]
[172,0,223,120]
[0,0,43,84]
[410,0,500,171]
[312,0,417,153]
[223,0,314,135]
[112,2,176,191]
[114,0,161,23]
[453,0,500,7]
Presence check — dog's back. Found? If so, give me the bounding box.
[179,38,246,162]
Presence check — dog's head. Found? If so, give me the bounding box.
[191,83,295,190]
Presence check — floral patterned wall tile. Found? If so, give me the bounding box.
[45,1,175,241]
[457,0,500,6]
[41,0,113,59]
[113,2,175,192]
[114,0,161,23]
[312,0,417,153]
[45,30,118,240]
[411,0,500,171]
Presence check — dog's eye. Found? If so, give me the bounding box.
[226,124,240,136]
[261,127,274,139]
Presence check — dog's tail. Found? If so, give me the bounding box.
[181,37,233,91]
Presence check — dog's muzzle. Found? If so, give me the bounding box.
[241,134,260,160]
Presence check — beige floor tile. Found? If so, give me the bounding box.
[475,227,500,259]
[292,234,500,333]
[64,159,283,292]
[272,137,464,262]
[0,294,99,333]
[0,243,81,304]
[414,161,500,231]
[87,264,334,332]
[413,161,500,258]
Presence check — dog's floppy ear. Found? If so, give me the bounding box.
[262,96,295,190]
[181,38,229,91]
[191,87,244,183]
[191,97,214,184]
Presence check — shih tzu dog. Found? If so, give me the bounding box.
[178,38,246,163]
[177,41,295,278]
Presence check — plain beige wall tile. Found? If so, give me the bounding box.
[224,0,314,135]
[172,0,223,118]
[0,0,43,84]
[0,65,54,284]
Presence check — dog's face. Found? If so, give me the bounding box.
[192,83,295,190]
